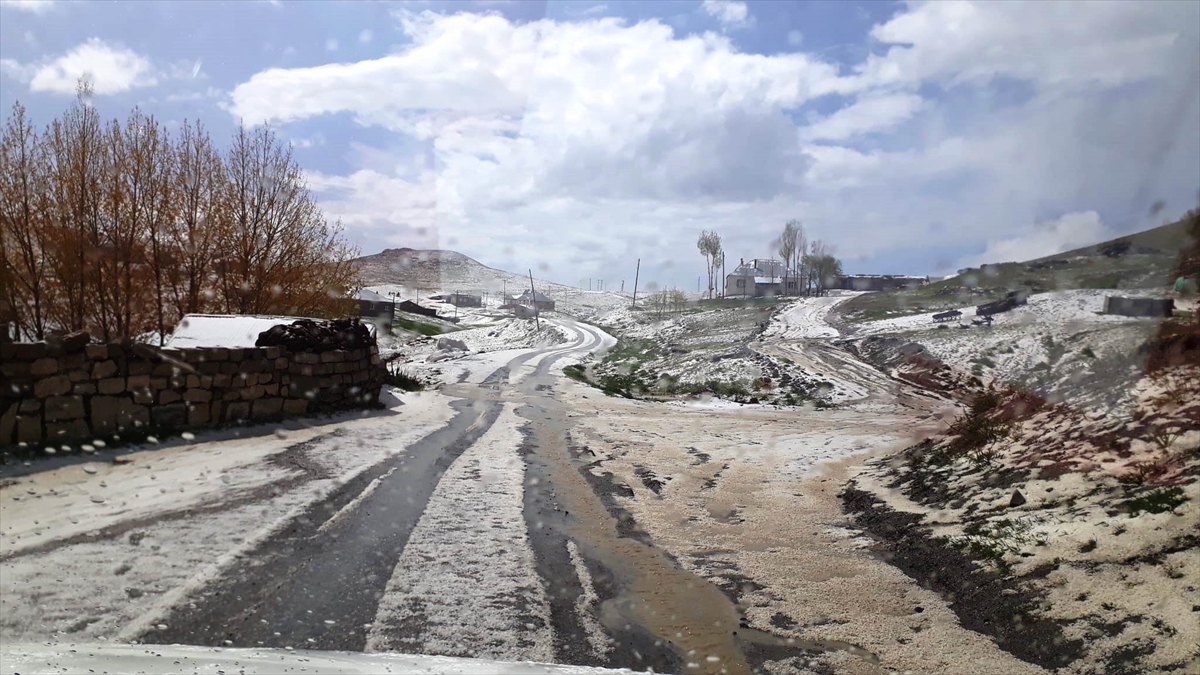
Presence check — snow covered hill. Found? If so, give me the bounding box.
[356,247,630,320]
[356,248,546,294]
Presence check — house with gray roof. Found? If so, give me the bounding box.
[725,259,799,297]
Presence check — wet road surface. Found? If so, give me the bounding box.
[138,319,876,674]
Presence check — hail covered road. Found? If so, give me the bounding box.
[1,310,1043,675]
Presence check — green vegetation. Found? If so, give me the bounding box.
[393,315,446,336]
[694,296,793,309]
[562,364,589,382]
[837,214,1194,324]
[946,515,1048,574]
[923,391,1012,465]
[384,362,425,391]
[604,337,663,363]
[1125,486,1188,515]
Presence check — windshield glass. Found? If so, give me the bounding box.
[2,2,1198,675]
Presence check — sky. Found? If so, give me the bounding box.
[2,0,1198,290]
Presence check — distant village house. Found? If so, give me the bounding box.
[726,259,799,297]
[396,299,439,319]
[449,292,482,307]
[515,290,555,311]
[356,289,395,328]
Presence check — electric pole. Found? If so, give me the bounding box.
[631,258,640,309]
[528,269,540,331]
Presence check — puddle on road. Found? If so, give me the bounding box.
[514,363,880,675]
[520,395,749,674]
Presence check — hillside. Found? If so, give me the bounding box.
[838,212,1198,324]
[356,248,542,293]
[354,247,629,320]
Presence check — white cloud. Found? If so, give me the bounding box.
[0,58,36,82]
[582,4,607,16]
[700,0,753,30]
[787,30,803,46]
[221,3,1199,284]
[858,0,1192,90]
[290,133,326,148]
[0,0,54,13]
[306,168,438,245]
[359,29,373,44]
[325,38,339,52]
[799,92,923,141]
[10,39,158,95]
[958,211,1109,267]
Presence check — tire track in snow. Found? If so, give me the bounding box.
[366,404,553,662]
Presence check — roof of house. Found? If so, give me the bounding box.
[731,259,796,279]
[356,288,392,303]
[517,290,554,302]
[167,314,376,349]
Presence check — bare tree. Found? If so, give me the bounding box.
[44,81,105,334]
[792,221,807,296]
[168,119,223,320]
[775,220,803,296]
[0,102,50,339]
[1,86,363,342]
[216,123,359,317]
[803,239,841,295]
[696,230,723,300]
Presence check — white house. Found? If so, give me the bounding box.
[725,259,799,297]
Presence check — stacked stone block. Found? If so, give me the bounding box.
[1,331,384,448]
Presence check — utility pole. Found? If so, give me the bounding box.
[528,269,540,331]
[621,280,624,293]
[631,258,640,309]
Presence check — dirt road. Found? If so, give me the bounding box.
[1,315,1046,674]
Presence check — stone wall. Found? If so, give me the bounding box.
[0,332,384,449]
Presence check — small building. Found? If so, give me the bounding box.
[836,274,930,291]
[446,292,482,308]
[356,289,395,328]
[512,304,538,318]
[516,290,555,311]
[396,300,439,319]
[725,259,799,297]
[976,289,1030,317]
[1103,296,1174,318]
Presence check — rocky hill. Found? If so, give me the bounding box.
[355,248,541,293]
[354,248,629,320]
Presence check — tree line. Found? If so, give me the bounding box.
[696,221,842,299]
[0,84,360,344]
[773,219,842,296]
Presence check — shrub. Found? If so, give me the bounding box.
[384,361,425,391]
[1125,486,1188,515]
[562,364,589,383]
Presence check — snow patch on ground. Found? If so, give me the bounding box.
[366,404,552,662]
[566,540,612,661]
[0,391,456,643]
[852,289,1152,337]
[763,293,862,339]
[1,642,632,674]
